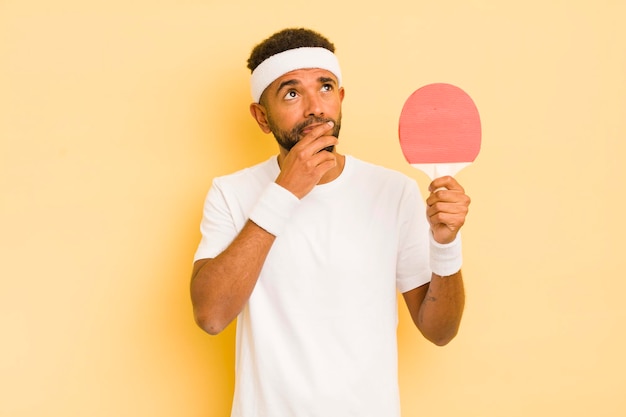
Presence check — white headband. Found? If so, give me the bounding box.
[250,47,342,103]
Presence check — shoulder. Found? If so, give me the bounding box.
[213,156,279,190]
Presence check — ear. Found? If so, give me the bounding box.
[339,86,345,102]
[249,103,272,134]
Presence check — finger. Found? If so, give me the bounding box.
[290,122,337,155]
[297,121,336,145]
[289,135,338,161]
[428,176,465,193]
[426,189,471,207]
[426,201,469,220]
[312,135,338,154]
[427,210,466,231]
[311,150,338,172]
[427,198,469,227]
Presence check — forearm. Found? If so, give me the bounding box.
[417,271,465,345]
[190,220,275,335]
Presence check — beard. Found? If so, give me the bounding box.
[267,114,342,152]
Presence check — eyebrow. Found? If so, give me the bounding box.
[318,76,337,85]
[275,79,300,96]
[275,76,338,97]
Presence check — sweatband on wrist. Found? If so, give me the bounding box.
[248,182,300,236]
[250,47,343,103]
[429,232,463,277]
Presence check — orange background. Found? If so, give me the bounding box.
[2,1,625,416]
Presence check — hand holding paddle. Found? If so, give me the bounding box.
[399,83,478,245]
[426,176,470,244]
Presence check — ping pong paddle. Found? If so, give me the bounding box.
[398,83,481,180]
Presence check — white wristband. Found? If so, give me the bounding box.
[429,232,463,277]
[249,182,300,236]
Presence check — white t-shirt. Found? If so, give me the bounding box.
[194,155,431,417]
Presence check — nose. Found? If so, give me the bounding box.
[304,94,324,118]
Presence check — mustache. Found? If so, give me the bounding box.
[269,114,341,152]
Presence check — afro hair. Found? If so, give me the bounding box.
[247,28,336,73]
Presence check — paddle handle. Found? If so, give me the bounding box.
[411,162,471,180]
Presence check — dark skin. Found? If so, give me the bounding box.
[191,68,469,345]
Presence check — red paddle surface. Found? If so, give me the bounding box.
[399,83,481,164]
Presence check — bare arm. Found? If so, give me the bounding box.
[190,122,338,335]
[191,221,275,335]
[403,271,465,346]
[403,176,470,345]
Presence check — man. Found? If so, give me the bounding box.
[191,28,470,417]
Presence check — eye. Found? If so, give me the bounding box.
[321,83,333,92]
[284,90,299,100]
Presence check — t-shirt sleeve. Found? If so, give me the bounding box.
[193,179,238,262]
[395,180,432,293]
